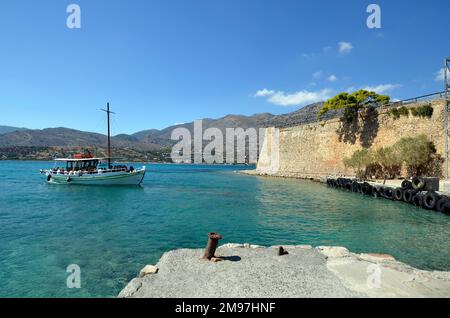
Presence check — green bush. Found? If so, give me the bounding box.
[343,149,373,178]
[374,147,402,178]
[394,134,440,176]
[410,104,433,118]
[389,108,400,119]
[388,106,409,120]
[343,134,442,178]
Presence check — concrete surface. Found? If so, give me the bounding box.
[118,244,450,298]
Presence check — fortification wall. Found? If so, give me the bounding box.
[256,100,446,178]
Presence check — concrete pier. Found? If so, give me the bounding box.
[119,244,450,298]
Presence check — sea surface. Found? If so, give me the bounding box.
[1,161,450,297]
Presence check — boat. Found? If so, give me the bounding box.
[40,103,146,185]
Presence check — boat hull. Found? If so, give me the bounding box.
[46,169,146,185]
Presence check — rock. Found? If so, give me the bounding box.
[316,246,350,258]
[118,278,142,298]
[296,245,313,249]
[243,243,263,249]
[220,243,245,248]
[139,265,159,277]
[358,253,396,263]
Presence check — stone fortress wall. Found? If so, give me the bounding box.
[256,99,447,179]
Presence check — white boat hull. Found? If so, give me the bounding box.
[46,168,146,185]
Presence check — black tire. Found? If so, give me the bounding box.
[436,197,449,212]
[351,182,359,192]
[383,187,394,200]
[345,182,352,191]
[411,176,425,190]
[394,188,403,201]
[401,180,412,190]
[423,191,439,210]
[356,183,363,193]
[412,193,424,207]
[403,189,416,203]
[371,186,380,198]
[362,183,372,195]
[440,201,450,215]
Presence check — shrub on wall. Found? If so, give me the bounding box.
[388,106,409,120]
[410,104,433,118]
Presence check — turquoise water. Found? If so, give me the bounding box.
[0,161,450,297]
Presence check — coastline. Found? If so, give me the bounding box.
[119,244,450,298]
[239,169,450,194]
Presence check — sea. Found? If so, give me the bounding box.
[1,161,449,297]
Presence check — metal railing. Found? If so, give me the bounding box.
[377,90,446,111]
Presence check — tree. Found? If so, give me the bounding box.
[318,90,390,120]
[374,146,402,179]
[343,149,373,178]
[394,134,440,176]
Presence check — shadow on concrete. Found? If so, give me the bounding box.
[220,256,242,262]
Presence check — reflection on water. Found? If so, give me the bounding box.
[0,161,449,297]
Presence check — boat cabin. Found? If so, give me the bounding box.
[66,159,99,171]
[51,158,131,174]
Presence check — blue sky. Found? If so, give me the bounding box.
[0,0,449,134]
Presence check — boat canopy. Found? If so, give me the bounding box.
[54,158,107,161]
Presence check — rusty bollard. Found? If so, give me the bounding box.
[278,246,289,256]
[202,232,222,260]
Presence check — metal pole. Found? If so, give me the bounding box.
[101,103,115,169]
[446,59,449,180]
[202,232,222,260]
[107,102,111,169]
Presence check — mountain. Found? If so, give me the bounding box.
[0,103,331,150]
[0,125,27,135]
[131,113,275,147]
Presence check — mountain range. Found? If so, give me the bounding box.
[0,102,333,150]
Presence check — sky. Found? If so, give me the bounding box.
[0,0,449,134]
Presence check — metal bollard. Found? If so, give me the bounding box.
[202,232,222,260]
[278,246,289,256]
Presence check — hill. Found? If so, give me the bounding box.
[0,103,332,151]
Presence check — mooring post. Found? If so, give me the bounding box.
[202,232,222,260]
[278,246,289,256]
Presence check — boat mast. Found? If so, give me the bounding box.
[101,102,115,169]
